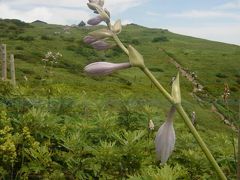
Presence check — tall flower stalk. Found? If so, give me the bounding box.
[83,1,227,179]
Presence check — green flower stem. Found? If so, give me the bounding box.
[176,104,227,180]
[141,66,227,180]
[113,34,129,55]
[106,20,226,179]
[107,22,129,55]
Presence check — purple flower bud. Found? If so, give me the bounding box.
[83,36,97,44]
[84,62,131,76]
[89,0,104,7]
[155,106,176,164]
[91,40,111,51]
[87,15,103,25]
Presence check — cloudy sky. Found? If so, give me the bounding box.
[0,0,240,45]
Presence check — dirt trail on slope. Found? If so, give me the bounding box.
[159,47,234,129]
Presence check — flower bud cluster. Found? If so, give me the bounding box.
[0,126,17,164]
[84,28,114,51]
[22,127,40,149]
[42,51,62,64]
[222,83,230,102]
[87,0,110,25]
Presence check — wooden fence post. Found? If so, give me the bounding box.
[1,44,7,80]
[10,54,16,86]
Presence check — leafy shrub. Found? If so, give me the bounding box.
[8,19,32,28]
[230,86,238,92]
[41,35,53,40]
[152,36,169,43]
[117,108,147,131]
[66,45,77,51]
[0,81,13,96]
[17,35,35,41]
[129,164,188,179]
[131,39,140,45]
[149,67,164,72]
[20,68,34,75]
[216,73,228,78]
[31,51,43,59]
[14,53,32,61]
[235,73,240,78]
[61,36,75,42]
[15,46,24,50]
[105,46,122,58]
[236,79,240,85]
[75,45,97,57]
[7,25,17,30]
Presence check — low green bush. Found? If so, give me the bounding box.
[152,36,169,43]
[216,73,228,78]
[17,35,35,41]
[41,35,53,40]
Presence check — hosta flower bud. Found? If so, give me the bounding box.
[155,106,176,164]
[99,0,104,7]
[88,0,104,7]
[83,36,97,44]
[112,19,122,34]
[128,45,145,68]
[91,40,111,50]
[84,62,131,76]
[89,29,113,39]
[88,3,110,22]
[104,8,110,18]
[148,119,155,130]
[171,72,181,104]
[87,2,97,11]
[87,15,103,25]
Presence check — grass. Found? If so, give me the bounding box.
[0,19,239,179]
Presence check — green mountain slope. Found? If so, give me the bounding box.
[0,19,239,179]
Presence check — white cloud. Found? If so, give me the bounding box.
[105,0,148,13]
[121,19,132,25]
[0,1,91,25]
[147,10,240,20]
[146,11,162,16]
[2,0,86,9]
[0,0,148,24]
[166,24,240,45]
[167,10,240,20]
[215,0,240,10]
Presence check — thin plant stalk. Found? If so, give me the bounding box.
[85,6,226,178]
[142,67,226,180]
[224,92,237,175]
[237,100,240,179]
[107,21,227,180]
[107,22,129,55]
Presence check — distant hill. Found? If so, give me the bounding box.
[31,20,48,24]
[0,18,239,179]
[0,18,239,119]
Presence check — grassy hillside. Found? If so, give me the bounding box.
[0,19,239,179]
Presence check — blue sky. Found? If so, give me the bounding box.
[0,0,240,45]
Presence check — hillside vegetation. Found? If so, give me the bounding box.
[0,19,239,179]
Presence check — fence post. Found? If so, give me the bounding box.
[1,44,7,80]
[10,54,16,86]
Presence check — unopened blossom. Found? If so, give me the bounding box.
[148,120,155,131]
[87,3,110,22]
[84,62,131,76]
[87,15,103,25]
[113,19,122,34]
[155,106,176,164]
[83,36,97,44]
[91,40,111,51]
[88,0,104,8]
[222,83,230,102]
